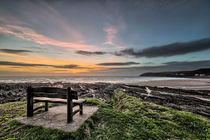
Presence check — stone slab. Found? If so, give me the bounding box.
[16,105,98,132]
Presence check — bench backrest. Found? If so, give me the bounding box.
[27,86,78,99]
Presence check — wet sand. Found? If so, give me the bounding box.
[135,79,210,90]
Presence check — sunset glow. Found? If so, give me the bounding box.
[0,0,210,76]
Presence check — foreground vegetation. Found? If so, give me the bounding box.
[0,90,209,140]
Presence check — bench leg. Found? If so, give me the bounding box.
[45,101,48,111]
[67,100,73,123]
[27,88,33,117]
[27,100,33,117]
[79,104,83,115]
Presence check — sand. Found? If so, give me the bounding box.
[135,80,210,90]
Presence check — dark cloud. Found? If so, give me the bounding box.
[78,60,210,76]
[143,62,154,64]
[0,49,32,54]
[97,62,140,66]
[76,50,107,56]
[0,61,81,69]
[163,60,210,68]
[0,61,50,67]
[76,37,210,58]
[115,37,210,58]
[108,60,210,72]
[53,64,79,69]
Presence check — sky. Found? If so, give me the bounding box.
[0,0,210,76]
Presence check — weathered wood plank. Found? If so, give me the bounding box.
[73,109,80,116]
[34,97,85,104]
[27,86,33,117]
[34,97,67,103]
[32,88,78,99]
[72,99,86,104]
[33,105,45,112]
[45,101,48,111]
[79,104,83,115]
[35,100,66,104]
[67,87,73,123]
[31,87,67,94]
[70,90,78,100]
[33,92,67,99]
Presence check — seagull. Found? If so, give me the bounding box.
[145,87,152,96]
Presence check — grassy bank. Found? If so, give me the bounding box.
[0,90,209,140]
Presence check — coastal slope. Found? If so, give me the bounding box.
[1,91,209,139]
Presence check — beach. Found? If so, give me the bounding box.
[136,79,210,90]
[0,78,209,118]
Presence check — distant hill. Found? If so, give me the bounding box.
[140,68,210,77]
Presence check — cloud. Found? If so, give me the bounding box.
[0,0,101,51]
[0,52,25,57]
[0,49,32,54]
[0,60,83,69]
[94,60,210,76]
[76,37,210,58]
[103,26,118,45]
[0,0,83,42]
[53,64,79,69]
[0,24,97,50]
[97,61,140,66]
[163,60,210,68]
[103,25,126,50]
[143,62,154,64]
[107,60,210,73]
[76,50,107,56]
[115,37,210,57]
[0,61,51,67]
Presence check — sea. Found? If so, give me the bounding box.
[0,76,210,84]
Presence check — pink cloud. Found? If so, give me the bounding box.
[103,26,118,45]
[103,26,126,50]
[17,1,83,43]
[0,24,97,50]
[0,1,95,50]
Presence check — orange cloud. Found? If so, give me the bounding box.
[0,25,97,51]
[0,52,25,57]
[17,55,94,66]
[0,55,104,74]
[0,63,102,74]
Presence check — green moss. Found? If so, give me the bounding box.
[1,91,209,140]
[85,98,110,108]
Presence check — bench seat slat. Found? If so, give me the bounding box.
[32,87,67,94]
[33,92,67,99]
[34,97,86,104]
[33,91,78,100]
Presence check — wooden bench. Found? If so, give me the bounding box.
[27,86,86,123]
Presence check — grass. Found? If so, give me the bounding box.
[0,90,209,140]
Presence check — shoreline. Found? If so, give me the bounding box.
[134,79,210,90]
[0,80,209,118]
[1,79,210,90]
